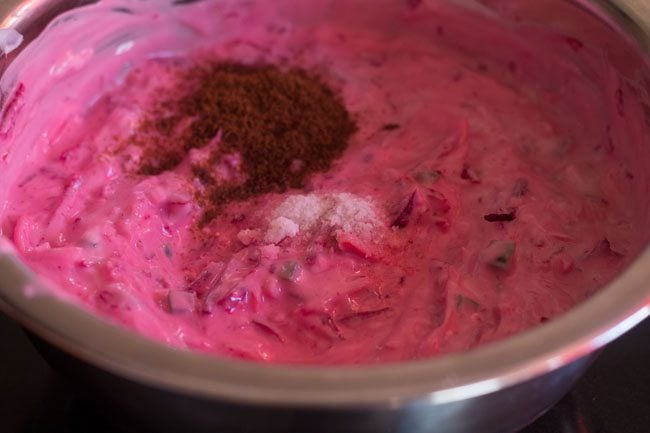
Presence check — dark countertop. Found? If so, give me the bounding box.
[1,312,649,433]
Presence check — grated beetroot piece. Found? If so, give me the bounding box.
[511,178,529,197]
[252,320,285,342]
[592,238,625,258]
[563,36,583,52]
[392,191,416,228]
[338,307,392,325]
[185,261,225,295]
[97,290,120,310]
[245,247,262,265]
[0,82,25,139]
[616,87,625,117]
[460,164,481,183]
[433,217,450,231]
[336,232,375,260]
[606,127,615,154]
[484,208,516,222]
[201,288,223,314]
[426,189,450,215]
[162,198,193,222]
[294,308,340,342]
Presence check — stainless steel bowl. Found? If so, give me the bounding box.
[1,1,650,432]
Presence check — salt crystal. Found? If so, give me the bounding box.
[265,193,383,243]
[272,195,328,230]
[327,193,380,236]
[265,216,300,244]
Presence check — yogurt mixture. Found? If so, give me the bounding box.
[0,0,644,364]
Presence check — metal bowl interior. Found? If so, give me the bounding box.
[0,0,649,410]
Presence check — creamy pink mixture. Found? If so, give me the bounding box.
[0,0,645,364]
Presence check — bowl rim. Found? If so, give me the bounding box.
[0,0,649,408]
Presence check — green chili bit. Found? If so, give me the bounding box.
[455,295,482,311]
[414,170,441,184]
[487,240,516,269]
[278,261,301,281]
[163,243,173,259]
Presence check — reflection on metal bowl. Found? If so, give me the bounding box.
[1,1,649,432]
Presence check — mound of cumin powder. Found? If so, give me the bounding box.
[135,62,357,222]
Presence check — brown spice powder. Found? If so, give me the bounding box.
[134,62,357,222]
